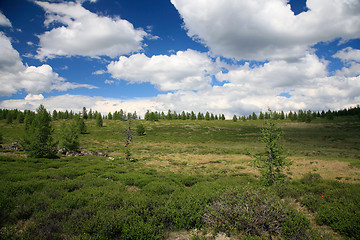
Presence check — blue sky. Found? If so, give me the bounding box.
[0,0,359,117]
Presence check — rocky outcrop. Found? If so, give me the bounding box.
[0,142,23,151]
[58,149,109,157]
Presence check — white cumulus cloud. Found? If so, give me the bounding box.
[107,49,218,91]
[35,0,148,60]
[171,0,360,61]
[0,11,12,27]
[0,32,96,97]
[333,47,360,77]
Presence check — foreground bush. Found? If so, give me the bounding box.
[203,186,311,239]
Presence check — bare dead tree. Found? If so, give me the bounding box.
[124,115,133,160]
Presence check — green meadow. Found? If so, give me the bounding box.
[1,116,360,239]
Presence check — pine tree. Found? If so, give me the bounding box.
[136,123,146,136]
[96,113,103,127]
[252,112,258,120]
[259,111,264,120]
[205,112,210,120]
[233,115,238,122]
[24,111,35,130]
[252,110,290,186]
[88,109,93,119]
[280,111,285,120]
[326,110,334,120]
[6,112,13,124]
[191,111,197,120]
[59,120,79,151]
[305,110,312,123]
[82,107,88,119]
[52,110,58,120]
[167,110,172,120]
[17,111,25,123]
[22,105,57,158]
[74,115,87,134]
[181,111,187,120]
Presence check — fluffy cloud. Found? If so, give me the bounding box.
[333,47,360,77]
[35,0,148,60]
[0,94,163,117]
[0,32,96,97]
[0,11,12,27]
[171,0,360,61]
[2,50,358,118]
[217,53,328,89]
[107,49,218,91]
[333,47,360,63]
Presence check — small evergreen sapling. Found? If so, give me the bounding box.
[252,110,290,186]
[136,123,146,136]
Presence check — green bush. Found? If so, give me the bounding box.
[142,180,181,195]
[203,186,310,238]
[136,123,146,136]
[301,172,322,185]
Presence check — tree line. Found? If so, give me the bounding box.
[1,105,359,124]
[144,110,226,121]
[233,105,360,123]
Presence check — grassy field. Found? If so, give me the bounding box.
[1,117,360,239]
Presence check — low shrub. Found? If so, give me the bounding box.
[203,186,310,238]
[301,172,322,185]
[142,180,181,195]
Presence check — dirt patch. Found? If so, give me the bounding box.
[288,158,360,183]
[0,151,27,159]
[140,153,359,182]
[125,185,140,192]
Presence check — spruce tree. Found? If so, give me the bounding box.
[181,111,187,120]
[233,115,238,122]
[59,121,79,151]
[52,110,58,120]
[88,109,93,119]
[205,112,210,120]
[22,105,57,158]
[259,112,264,120]
[74,115,87,134]
[252,110,290,186]
[17,112,25,123]
[96,113,103,127]
[252,112,258,120]
[6,112,13,124]
[82,107,88,119]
